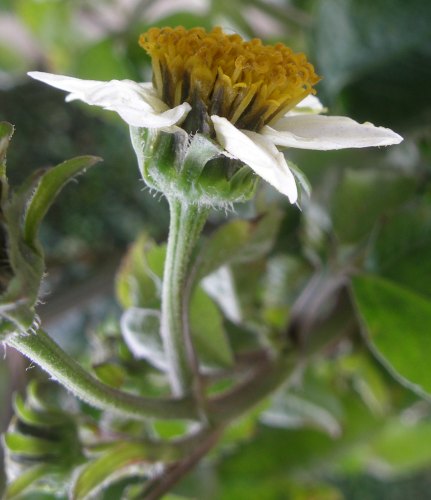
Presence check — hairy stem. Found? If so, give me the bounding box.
[209,354,298,423]
[161,197,208,397]
[7,329,198,421]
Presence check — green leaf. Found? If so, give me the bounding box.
[16,0,72,49]
[370,419,431,475]
[201,266,242,323]
[23,156,101,248]
[4,465,51,500]
[0,121,14,169]
[352,274,431,398]
[120,307,165,371]
[372,202,431,298]
[190,287,234,369]
[74,38,131,81]
[261,392,342,438]
[115,233,163,309]
[4,433,59,459]
[70,443,151,500]
[314,0,431,128]
[93,362,127,389]
[314,0,431,95]
[196,211,282,282]
[13,393,71,428]
[331,168,415,243]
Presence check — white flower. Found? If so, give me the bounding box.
[28,70,402,205]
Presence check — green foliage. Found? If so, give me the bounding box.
[1,1,431,499]
[3,382,83,499]
[352,275,431,399]
[313,0,431,128]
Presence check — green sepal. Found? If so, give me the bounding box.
[130,126,257,206]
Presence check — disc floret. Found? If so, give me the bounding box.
[139,26,320,132]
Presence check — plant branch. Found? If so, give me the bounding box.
[208,354,298,423]
[7,328,199,421]
[141,427,223,500]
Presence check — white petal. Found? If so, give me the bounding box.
[262,114,403,150]
[28,71,191,128]
[289,94,325,115]
[211,115,298,203]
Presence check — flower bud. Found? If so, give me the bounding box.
[130,126,257,206]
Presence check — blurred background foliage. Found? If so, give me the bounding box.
[1,0,431,498]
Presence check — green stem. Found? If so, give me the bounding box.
[161,197,209,397]
[208,355,298,423]
[7,329,198,421]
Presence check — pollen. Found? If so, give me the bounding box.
[139,26,320,132]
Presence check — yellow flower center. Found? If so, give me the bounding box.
[139,26,320,132]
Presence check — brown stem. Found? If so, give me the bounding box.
[141,428,223,500]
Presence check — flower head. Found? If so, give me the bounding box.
[28,26,403,205]
[139,26,320,132]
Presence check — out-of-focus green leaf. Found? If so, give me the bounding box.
[4,433,59,459]
[196,211,282,282]
[261,386,342,438]
[146,12,213,31]
[190,287,234,369]
[331,169,415,243]
[4,465,51,500]
[120,307,165,370]
[314,0,431,128]
[0,43,28,74]
[201,266,242,323]
[337,353,391,417]
[13,393,71,428]
[370,419,431,475]
[15,0,72,50]
[93,362,127,389]
[70,443,151,500]
[24,156,101,249]
[115,233,162,309]
[314,0,431,95]
[352,274,431,399]
[74,38,131,81]
[0,122,14,168]
[217,394,378,497]
[372,202,431,298]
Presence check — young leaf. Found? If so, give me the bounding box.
[190,286,234,369]
[23,155,101,248]
[0,121,14,170]
[120,307,166,371]
[195,210,282,282]
[4,464,51,500]
[115,233,163,309]
[70,443,154,500]
[352,274,431,399]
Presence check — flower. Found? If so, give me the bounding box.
[29,26,402,204]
